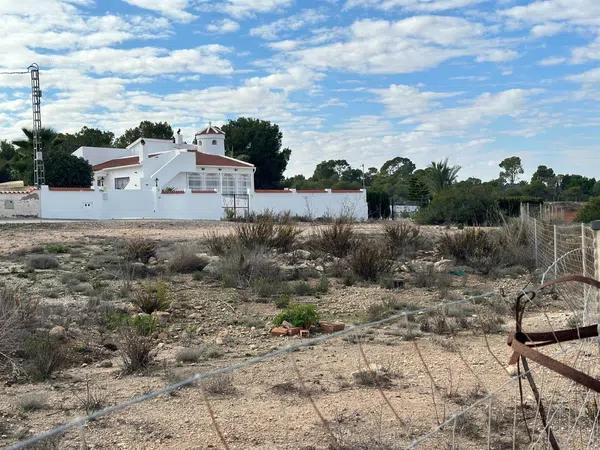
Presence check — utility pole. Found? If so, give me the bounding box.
[28,63,45,187]
[361,164,366,189]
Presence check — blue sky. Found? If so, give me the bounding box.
[1,0,600,181]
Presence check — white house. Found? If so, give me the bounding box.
[73,125,255,195]
[36,124,368,220]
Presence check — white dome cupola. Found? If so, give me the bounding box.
[195,123,225,156]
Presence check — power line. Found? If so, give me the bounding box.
[0,70,30,75]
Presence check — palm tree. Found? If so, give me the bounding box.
[11,127,61,185]
[426,158,461,193]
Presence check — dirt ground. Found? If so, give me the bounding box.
[0,220,596,449]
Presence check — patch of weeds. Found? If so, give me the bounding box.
[25,333,65,381]
[27,254,59,270]
[342,271,356,286]
[251,277,284,299]
[132,281,170,314]
[316,275,329,294]
[274,303,319,329]
[124,238,156,264]
[45,243,68,254]
[271,381,318,397]
[17,393,47,412]
[349,240,391,281]
[384,322,422,341]
[290,280,315,296]
[75,378,106,415]
[215,247,280,289]
[366,298,417,322]
[202,373,235,395]
[352,364,396,387]
[274,293,291,309]
[311,218,356,257]
[175,347,203,363]
[383,221,421,258]
[168,245,209,273]
[475,311,504,334]
[119,328,153,373]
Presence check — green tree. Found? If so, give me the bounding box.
[0,141,16,183]
[55,126,114,153]
[115,121,173,148]
[222,117,291,188]
[499,156,524,184]
[45,152,93,187]
[408,170,431,206]
[576,196,600,223]
[11,128,61,185]
[312,160,352,182]
[426,158,461,193]
[531,165,555,186]
[380,156,415,178]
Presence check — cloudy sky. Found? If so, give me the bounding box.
[1,0,600,180]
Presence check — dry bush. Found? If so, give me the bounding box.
[0,286,36,360]
[413,266,451,296]
[205,231,236,256]
[168,245,208,273]
[202,373,235,395]
[132,281,170,314]
[124,238,156,264]
[349,240,391,281]
[25,333,65,381]
[216,247,280,288]
[17,392,47,412]
[496,218,535,269]
[352,363,397,387]
[438,228,501,274]
[175,344,223,363]
[383,221,422,257]
[311,218,356,257]
[235,215,302,252]
[75,378,106,415]
[27,254,59,270]
[366,297,417,322]
[119,328,153,373]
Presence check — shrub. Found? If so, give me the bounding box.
[316,275,329,294]
[235,217,302,252]
[17,393,47,412]
[216,247,280,288]
[45,243,68,254]
[119,328,153,373]
[168,246,208,273]
[438,229,500,274]
[0,286,36,357]
[290,280,315,296]
[311,219,355,257]
[274,303,319,328]
[274,294,291,309]
[366,298,417,322]
[349,240,391,281]
[271,222,303,252]
[176,344,223,363]
[25,333,65,381]
[203,373,235,395]
[205,231,236,256]
[416,184,500,226]
[383,221,421,257]
[124,238,156,264]
[27,254,59,270]
[76,378,106,415]
[130,315,158,336]
[132,282,170,314]
[413,266,451,292]
[576,196,600,223]
[251,277,283,298]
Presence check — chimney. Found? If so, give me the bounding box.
[176,128,183,145]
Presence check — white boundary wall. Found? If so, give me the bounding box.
[40,187,223,220]
[0,190,40,218]
[40,187,368,221]
[251,189,368,220]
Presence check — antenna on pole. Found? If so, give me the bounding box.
[28,63,44,187]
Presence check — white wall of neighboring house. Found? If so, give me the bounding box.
[73,147,134,166]
[101,165,143,191]
[0,191,40,218]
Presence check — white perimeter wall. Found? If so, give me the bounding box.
[40,187,222,220]
[250,190,368,220]
[0,191,40,218]
[40,187,368,221]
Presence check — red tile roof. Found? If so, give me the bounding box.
[93,156,140,171]
[194,152,253,168]
[196,125,225,135]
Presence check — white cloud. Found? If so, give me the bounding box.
[48,45,233,76]
[206,19,240,34]
[245,67,323,92]
[566,67,600,84]
[289,16,515,74]
[531,22,565,37]
[501,0,600,29]
[196,0,293,19]
[538,56,566,66]
[371,84,453,117]
[250,9,327,40]
[571,36,600,63]
[122,0,195,22]
[268,40,300,51]
[344,0,483,12]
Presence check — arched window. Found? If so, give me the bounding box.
[212,140,217,145]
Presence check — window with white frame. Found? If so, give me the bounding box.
[205,173,219,192]
[188,173,203,190]
[114,177,130,190]
[237,173,250,194]
[222,173,235,194]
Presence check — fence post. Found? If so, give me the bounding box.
[593,221,600,281]
[534,218,538,268]
[582,222,587,277]
[553,224,558,278]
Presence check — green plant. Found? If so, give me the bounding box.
[45,243,68,254]
[119,328,153,373]
[274,294,291,309]
[251,277,283,299]
[124,238,157,264]
[27,254,59,270]
[290,280,315,296]
[132,281,170,314]
[274,303,319,329]
[383,221,421,257]
[349,240,391,281]
[311,218,356,257]
[316,275,329,294]
[168,245,208,273]
[25,332,65,381]
[576,196,600,222]
[130,314,158,336]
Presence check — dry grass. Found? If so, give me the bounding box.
[202,373,235,395]
[167,245,208,273]
[311,219,356,257]
[132,281,170,314]
[26,254,59,270]
[383,221,422,257]
[24,333,65,381]
[119,328,154,373]
[124,238,156,264]
[349,240,391,281]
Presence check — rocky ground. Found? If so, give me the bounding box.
[0,220,594,449]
